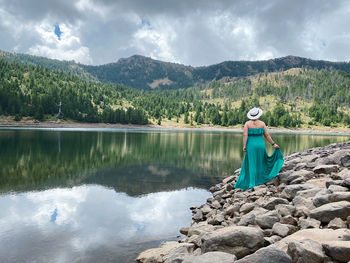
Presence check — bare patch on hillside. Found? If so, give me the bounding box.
[148,78,173,89]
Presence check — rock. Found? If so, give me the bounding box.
[193,209,203,221]
[313,164,339,174]
[292,196,316,211]
[237,207,267,226]
[281,184,314,200]
[210,200,222,209]
[280,215,298,226]
[326,180,343,188]
[207,213,225,225]
[312,193,330,207]
[180,227,189,235]
[264,235,282,245]
[136,242,194,263]
[287,239,324,263]
[272,223,297,237]
[255,210,280,229]
[201,226,264,259]
[299,218,321,230]
[296,188,323,199]
[182,251,237,263]
[163,243,196,263]
[323,241,350,262]
[235,246,292,263]
[225,203,240,216]
[187,224,220,237]
[239,203,255,214]
[327,217,347,229]
[340,154,350,167]
[263,197,289,210]
[223,176,235,184]
[200,205,212,215]
[275,204,296,217]
[274,228,350,253]
[309,201,350,223]
[328,184,349,193]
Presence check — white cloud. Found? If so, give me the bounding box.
[28,22,92,64]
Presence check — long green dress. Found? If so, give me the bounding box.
[234,128,284,190]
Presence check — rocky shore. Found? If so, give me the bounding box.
[136,141,350,263]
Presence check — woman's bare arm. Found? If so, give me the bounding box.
[263,123,280,149]
[243,122,248,152]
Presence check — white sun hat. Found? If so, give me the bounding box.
[247,107,263,120]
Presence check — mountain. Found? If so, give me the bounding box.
[1,49,350,90]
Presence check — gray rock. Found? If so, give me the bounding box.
[255,210,280,229]
[299,218,321,230]
[292,196,316,211]
[275,204,296,217]
[313,165,339,174]
[264,235,282,245]
[326,180,343,188]
[182,251,237,263]
[340,154,350,167]
[210,200,222,209]
[223,175,235,184]
[235,246,292,263]
[281,184,314,200]
[280,215,298,226]
[207,213,225,225]
[200,205,212,215]
[237,207,267,226]
[287,239,324,263]
[193,209,203,221]
[309,201,350,223]
[328,184,349,193]
[312,193,330,207]
[329,192,350,202]
[225,203,240,216]
[272,223,297,237]
[187,224,220,237]
[201,226,264,259]
[296,188,323,199]
[327,217,347,229]
[263,197,289,210]
[323,241,350,262]
[239,203,255,214]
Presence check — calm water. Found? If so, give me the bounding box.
[0,128,349,263]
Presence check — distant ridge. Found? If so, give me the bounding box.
[1,49,350,89]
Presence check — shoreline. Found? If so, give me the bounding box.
[1,119,350,135]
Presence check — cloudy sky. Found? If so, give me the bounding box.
[0,0,349,66]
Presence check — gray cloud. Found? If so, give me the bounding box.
[0,0,350,66]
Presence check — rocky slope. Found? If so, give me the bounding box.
[137,141,350,263]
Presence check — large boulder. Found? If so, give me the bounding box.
[182,251,237,263]
[136,242,194,263]
[272,223,297,238]
[323,241,350,263]
[201,226,264,259]
[328,192,350,202]
[309,201,350,223]
[274,228,350,253]
[235,246,292,263]
[287,239,324,263]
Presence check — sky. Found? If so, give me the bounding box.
[0,0,350,66]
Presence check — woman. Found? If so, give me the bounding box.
[234,107,284,189]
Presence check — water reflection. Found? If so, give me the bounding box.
[0,129,349,195]
[0,185,210,263]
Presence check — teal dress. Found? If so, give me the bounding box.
[234,128,284,190]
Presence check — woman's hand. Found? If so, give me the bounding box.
[243,146,246,152]
[273,144,280,149]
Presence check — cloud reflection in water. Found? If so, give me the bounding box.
[0,185,210,263]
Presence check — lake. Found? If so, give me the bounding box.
[0,128,349,263]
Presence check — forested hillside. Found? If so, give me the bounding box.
[0,57,350,128]
[2,49,350,90]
